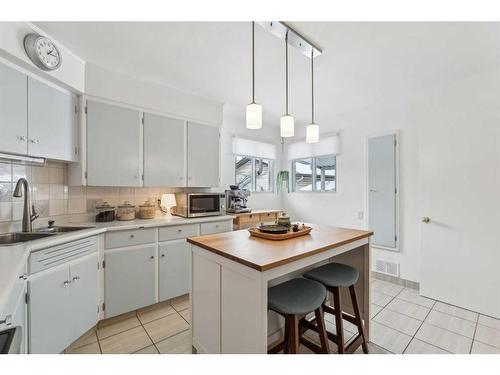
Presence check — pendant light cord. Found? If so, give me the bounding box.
[252,21,255,104]
[311,49,314,124]
[285,31,289,115]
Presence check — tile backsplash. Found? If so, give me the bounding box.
[0,160,183,232]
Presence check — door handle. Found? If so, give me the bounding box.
[422,217,431,223]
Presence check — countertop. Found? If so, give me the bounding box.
[187,224,373,272]
[0,214,234,317]
[230,209,282,216]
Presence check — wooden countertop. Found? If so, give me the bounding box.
[230,209,282,216]
[187,224,373,272]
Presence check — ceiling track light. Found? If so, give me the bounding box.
[280,31,294,138]
[306,49,319,143]
[246,21,262,130]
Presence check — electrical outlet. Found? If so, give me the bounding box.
[357,210,364,220]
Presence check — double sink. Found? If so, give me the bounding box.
[0,226,95,246]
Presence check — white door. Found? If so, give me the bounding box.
[159,240,191,301]
[28,264,72,353]
[0,62,28,154]
[27,77,77,161]
[368,134,397,248]
[104,245,156,317]
[69,253,98,344]
[143,113,186,187]
[419,108,500,318]
[187,122,220,187]
[86,100,142,186]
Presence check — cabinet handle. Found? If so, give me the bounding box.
[149,255,154,260]
[72,276,80,282]
[0,314,12,326]
[161,254,165,258]
[30,138,40,144]
[215,225,219,228]
[17,136,26,142]
[178,229,182,232]
[129,234,135,238]
[19,274,28,280]
[63,280,71,287]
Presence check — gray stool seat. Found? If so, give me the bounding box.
[268,278,326,316]
[304,262,359,288]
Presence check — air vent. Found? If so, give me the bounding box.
[374,259,400,277]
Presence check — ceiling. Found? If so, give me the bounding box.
[35,22,500,128]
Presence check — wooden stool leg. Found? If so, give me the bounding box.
[349,285,369,354]
[332,287,345,354]
[289,315,300,354]
[314,306,330,354]
[283,316,290,354]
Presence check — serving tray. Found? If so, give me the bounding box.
[248,225,312,241]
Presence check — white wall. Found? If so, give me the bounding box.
[219,105,282,210]
[0,22,85,92]
[85,63,223,126]
[282,68,500,283]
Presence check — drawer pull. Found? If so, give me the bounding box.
[63,280,71,287]
[161,254,165,258]
[178,229,182,232]
[72,276,80,282]
[129,234,135,238]
[149,255,155,260]
[0,314,12,326]
[19,274,28,280]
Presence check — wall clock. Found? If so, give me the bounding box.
[23,33,62,71]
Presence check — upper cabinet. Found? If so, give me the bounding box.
[187,121,220,187]
[86,100,142,186]
[143,113,186,187]
[0,63,28,155]
[28,78,78,161]
[0,62,78,162]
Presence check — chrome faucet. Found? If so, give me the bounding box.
[13,178,39,232]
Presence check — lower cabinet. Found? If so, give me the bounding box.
[104,244,156,318]
[28,252,98,354]
[159,240,191,301]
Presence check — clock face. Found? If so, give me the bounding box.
[35,37,61,70]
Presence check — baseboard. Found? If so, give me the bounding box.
[371,271,419,291]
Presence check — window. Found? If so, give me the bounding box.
[292,155,336,192]
[235,155,274,192]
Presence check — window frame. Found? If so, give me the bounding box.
[292,154,337,193]
[234,154,274,193]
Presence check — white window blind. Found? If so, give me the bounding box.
[286,134,340,160]
[232,137,276,160]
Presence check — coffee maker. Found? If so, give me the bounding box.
[225,185,251,213]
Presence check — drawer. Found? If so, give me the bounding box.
[159,224,199,241]
[260,212,278,223]
[200,220,232,235]
[239,213,261,224]
[105,228,156,249]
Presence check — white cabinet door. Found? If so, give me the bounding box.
[27,77,77,161]
[104,245,156,318]
[86,100,142,186]
[69,253,98,344]
[143,113,186,187]
[187,122,220,187]
[28,264,72,354]
[0,63,28,155]
[159,240,191,301]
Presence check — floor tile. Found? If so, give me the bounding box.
[370,304,383,319]
[425,310,476,338]
[371,290,394,307]
[179,308,190,324]
[404,338,449,354]
[66,327,97,351]
[171,294,190,312]
[369,321,412,354]
[397,288,435,308]
[373,308,422,336]
[415,322,472,353]
[355,342,390,354]
[133,345,159,354]
[372,280,404,297]
[433,301,478,322]
[474,324,500,349]
[96,315,142,340]
[143,312,190,343]
[98,311,137,328]
[66,341,101,354]
[386,298,430,321]
[137,301,177,324]
[100,326,153,354]
[471,340,500,354]
[324,312,358,333]
[156,330,192,354]
[478,315,500,331]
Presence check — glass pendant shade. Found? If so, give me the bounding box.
[246,103,262,129]
[280,115,295,137]
[306,123,319,143]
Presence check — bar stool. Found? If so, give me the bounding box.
[267,278,330,354]
[303,263,368,354]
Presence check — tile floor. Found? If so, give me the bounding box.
[65,279,500,354]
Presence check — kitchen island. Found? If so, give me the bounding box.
[187,224,373,354]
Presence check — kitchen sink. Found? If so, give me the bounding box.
[35,226,95,234]
[0,232,55,245]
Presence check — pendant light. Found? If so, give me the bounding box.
[246,21,262,130]
[280,31,294,138]
[306,50,319,143]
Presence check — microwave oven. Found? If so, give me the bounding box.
[171,193,226,218]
